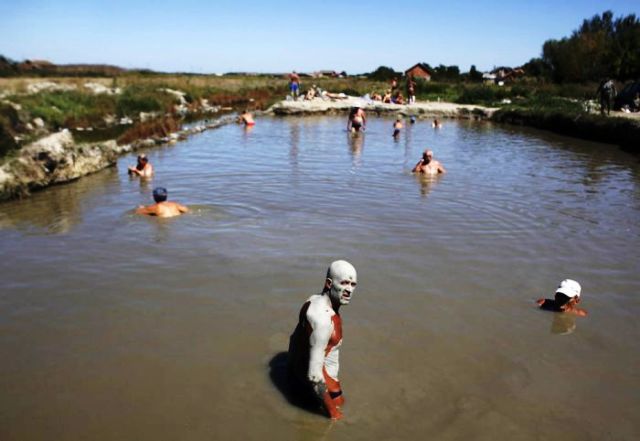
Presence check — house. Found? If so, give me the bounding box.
[405,63,431,81]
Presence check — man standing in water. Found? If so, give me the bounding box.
[288,260,358,420]
[136,187,189,218]
[128,154,154,178]
[412,149,446,175]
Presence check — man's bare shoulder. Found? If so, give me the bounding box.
[306,295,334,325]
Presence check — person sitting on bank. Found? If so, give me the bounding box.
[238,109,255,126]
[392,117,403,137]
[382,90,392,103]
[391,91,404,104]
[347,107,366,133]
[128,154,154,178]
[136,187,189,218]
[537,279,587,317]
[412,149,446,175]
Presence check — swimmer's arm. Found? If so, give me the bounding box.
[177,204,189,213]
[438,163,447,174]
[135,205,157,216]
[412,159,423,173]
[536,298,546,306]
[307,310,342,420]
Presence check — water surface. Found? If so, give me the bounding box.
[1,116,639,441]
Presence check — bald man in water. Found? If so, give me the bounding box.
[288,260,358,420]
[412,149,446,175]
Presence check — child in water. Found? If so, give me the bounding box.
[393,118,403,137]
[537,279,587,317]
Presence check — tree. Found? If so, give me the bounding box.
[469,65,483,82]
[367,66,401,81]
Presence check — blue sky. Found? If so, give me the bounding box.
[1,0,637,74]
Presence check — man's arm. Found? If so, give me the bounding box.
[135,205,157,216]
[177,203,189,213]
[307,307,342,419]
[437,162,447,173]
[412,159,423,173]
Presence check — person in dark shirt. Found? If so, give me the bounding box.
[537,279,587,317]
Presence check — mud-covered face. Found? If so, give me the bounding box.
[326,260,358,305]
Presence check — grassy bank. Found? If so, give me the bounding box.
[2,75,638,160]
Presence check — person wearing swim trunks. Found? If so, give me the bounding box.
[412,149,446,174]
[128,154,154,178]
[136,187,189,218]
[537,279,587,317]
[392,117,403,137]
[238,109,255,126]
[289,71,300,98]
[347,107,366,133]
[288,260,358,420]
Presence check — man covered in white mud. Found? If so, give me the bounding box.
[288,260,358,420]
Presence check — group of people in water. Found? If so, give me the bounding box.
[127,154,189,218]
[127,106,587,422]
[290,260,587,420]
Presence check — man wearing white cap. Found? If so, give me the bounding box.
[288,260,358,420]
[537,279,587,317]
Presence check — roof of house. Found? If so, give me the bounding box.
[405,63,431,74]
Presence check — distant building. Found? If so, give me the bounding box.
[405,63,431,81]
[311,70,345,78]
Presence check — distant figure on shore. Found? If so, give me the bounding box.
[128,154,154,178]
[412,149,446,175]
[347,107,366,133]
[596,79,616,116]
[391,77,398,91]
[382,89,392,103]
[391,91,404,104]
[406,76,416,104]
[432,118,442,128]
[304,85,318,101]
[288,260,358,420]
[537,279,587,317]
[410,116,416,124]
[370,91,382,101]
[238,109,255,126]
[289,71,300,99]
[136,187,188,218]
[392,117,403,137]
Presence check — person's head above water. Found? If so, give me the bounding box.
[422,149,434,163]
[137,154,148,165]
[152,187,168,203]
[555,279,581,299]
[323,260,357,306]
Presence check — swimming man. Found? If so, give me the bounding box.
[288,260,358,420]
[412,149,446,175]
[136,187,189,218]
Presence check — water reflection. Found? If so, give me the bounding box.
[550,314,577,335]
[0,168,119,235]
[414,173,442,198]
[347,132,364,166]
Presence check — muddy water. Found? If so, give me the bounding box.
[1,116,639,441]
